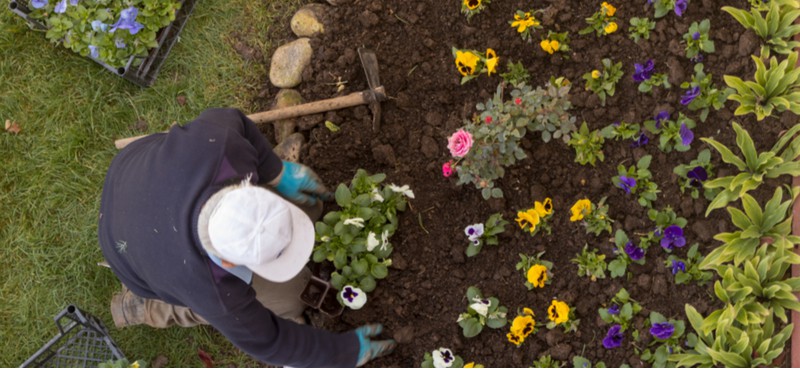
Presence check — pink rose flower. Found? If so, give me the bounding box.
[447,129,473,158]
[442,162,453,177]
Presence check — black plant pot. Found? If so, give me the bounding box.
[300,275,344,317]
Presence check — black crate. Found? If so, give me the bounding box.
[8,0,197,87]
[21,305,125,368]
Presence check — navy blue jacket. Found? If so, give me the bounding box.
[98,108,359,367]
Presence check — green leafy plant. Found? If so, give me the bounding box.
[500,60,531,86]
[608,230,646,278]
[600,121,640,141]
[457,286,508,338]
[579,2,618,37]
[583,58,624,106]
[598,288,643,331]
[701,122,800,215]
[665,244,714,285]
[683,19,715,59]
[673,149,718,201]
[643,112,696,153]
[628,17,656,42]
[23,0,182,68]
[465,213,508,257]
[680,63,733,122]
[650,0,688,18]
[532,355,563,368]
[637,71,671,94]
[612,155,660,208]
[313,170,411,304]
[568,122,605,166]
[515,252,554,290]
[722,0,800,58]
[571,244,607,281]
[520,77,578,143]
[724,52,800,120]
[640,312,686,368]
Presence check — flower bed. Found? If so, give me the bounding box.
[284,0,800,366]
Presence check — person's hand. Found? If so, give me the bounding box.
[272,161,332,206]
[354,324,396,366]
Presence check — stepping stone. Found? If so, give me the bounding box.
[273,89,303,143]
[291,4,326,37]
[269,38,312,88]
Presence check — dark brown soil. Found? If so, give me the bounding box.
[257,0,795,367]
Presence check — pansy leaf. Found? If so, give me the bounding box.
[335,184,352,207]
[359,276,376,293]
[460,317,483,338]
[371,264,388,279]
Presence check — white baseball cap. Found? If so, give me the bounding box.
[197,183,314,283]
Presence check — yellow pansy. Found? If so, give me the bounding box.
[547,300,570,325]
[507,332,524,345]
[455,50,480,76]
[540,39,559,54]
[526,264,548,288]
[516,209,540,233]
[131,361,141,369]
[464,0,481,10]
[464,363,475,368]
[601,2,617,16]
[523,307,535,316]
[485,48,499,76]
[591,70,601,79]
[604,22,618,34]
[511,12,540,33]
[534,198,553,217]
[570,199,592,221]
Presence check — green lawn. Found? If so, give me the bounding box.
[0,0,299,366]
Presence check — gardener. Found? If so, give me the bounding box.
[98,108,395,367]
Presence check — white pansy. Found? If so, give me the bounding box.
[470,297,491,317]
[366,232,380,252]
[388,183,415,199]
[371,188,384,203]
[432,348,455,368]
[340,285,367,310]
[343,217,365,228]
[380,230,390,251]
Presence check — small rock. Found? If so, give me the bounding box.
[550,343,572,361]
[392,253,408,270]
[691,219,716,243]
[393,326,415,344]
[545,328,565,346]
[291,4,326,37]
[666,57,685,86]
[372,144,397,165]
[424,111,442,126]
[624,216,642,231]
[652,275,668,296]
[273,89,303,143]
[637,274,651,289]
[451,246,466,264]
[530,184,548,199]
[270,38,313,88]
[358,10,380,27]
[738,31,759,57]
[420,136,439,158]
[298,113,325,130]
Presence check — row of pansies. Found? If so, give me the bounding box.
[417,0,800,367]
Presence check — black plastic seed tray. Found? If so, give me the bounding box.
[8,0,197,87]
[20,305,125,368]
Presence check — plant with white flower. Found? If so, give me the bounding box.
[464,213,508,257]
[420,347,465,368]
[457,286,508,338]
[339,285,367,310]
[312,170,411,308]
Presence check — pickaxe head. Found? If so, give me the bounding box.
[358,48,385,131]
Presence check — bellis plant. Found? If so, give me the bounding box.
[583,58,624,106]
[461,0,490,20]
[679,63,734,122]
[457,286,508,338]
[452,47,500,84]
[649,0,689,18]
[599,288,642,332]
[23,0,182,68]
[546,299,579,332]
[579,2,618,37]
[569,197,613,236]
[572,244,607,281]
[568,122,606,166]
[510,10,542,42]
[612,155,660,208]
[665,244,713,285]
[313,170,412,306]
[515,252,554,290]
[506,307,537,346]
[628,17,656,43]
[421,347,464,368]
[539,31,571,55]
[464,213,508,257]
[683,20,715,59]
[516,198,554,237]
[633,59,671,93]
[673,149,718,200]
[608,230,647,278]
[640,312,686,368]
[643,112,695,153]
[722,0,800,58]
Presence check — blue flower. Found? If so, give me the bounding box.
[690,53,704,64]
[54,0,67,13]
[608,304,620,315]
[114,38,127,49]
[651,322,675,340]
[70,0,78,4]
[624,241,645,261]
[680,123,694,146]
[687,166,708,187]
[661,225,686,250]
[91,20,108,32]
[633,59,655,82]
[110,6,144,35]
[31,0,47,9]
[602,324,624,349]
[671,260,686,275]
[88,45,99,58]
[691,32,700,40]
[680,86,700,105]
[631,131,649,147]
[618,176,637,194]
[654,111,670,129]
[674,0,688,16]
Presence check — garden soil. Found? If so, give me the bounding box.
[253,0,794,367]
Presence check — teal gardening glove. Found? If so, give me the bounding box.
[354,324,396,366]
[273,161,332,206]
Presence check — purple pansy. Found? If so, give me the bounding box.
[603,324,624,349]
[114,38,126,49]
[654,111,670,129]
[618,176,637,194]
[687,166,708,187]
[661,225,686,250]
[88,45,99,58]
[624,241,645,261]
[91,20,108,32]
[671,260,686,275]
[680,123,694,146]
[31,0,48,8]
[691,53,704,63]
[54,0,67,13]
[608,304,620,315]
[680,86,701,105]
[631,132,649,147]
[651,322,675,340]
[633,59,655,82]
[110,6,144,35]
[464,223,484,245]
[691,32,700,40]
[674,0,688,16]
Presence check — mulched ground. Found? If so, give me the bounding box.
[254,0,794,366]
